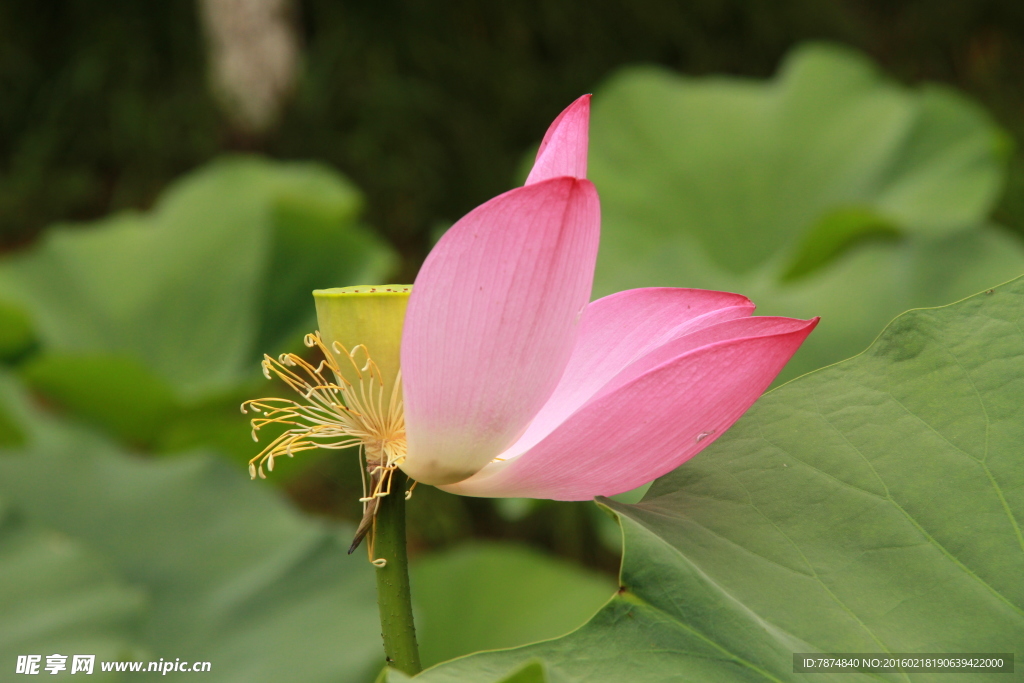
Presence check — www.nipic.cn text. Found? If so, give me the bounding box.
[15,655,212,675]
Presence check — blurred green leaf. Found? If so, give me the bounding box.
[0,497,145,680]
[0,400,24,447]
[411,543,615,668]
[589,43,1024,380]
[748,227,1024,380]
[0,375,383,682]
[779,207,898,282]
[0,156,394,399]
[494,661,550,683]
[154,388,268,463]
[16,353,297,478]
[20,354,177,448]
[257,175,393,354]
[0,299,34,362]
[593,43,1008,272]
[414,275,1024,681]
[0,156,393,459]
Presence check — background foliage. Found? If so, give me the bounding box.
[5,1,1024,262]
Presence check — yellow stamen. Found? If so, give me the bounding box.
[241,331,407,564]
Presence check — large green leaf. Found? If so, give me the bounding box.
[0,156,393,451]
[0,497,144,680]
[414,276,1024,681]
[588,43,1024,381]
[410,543,615,668]
[0,376,384,682]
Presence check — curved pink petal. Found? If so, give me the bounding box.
[441,316,818,499]
[401,177,600,486]
[525,95,591,185]
[590,316,813,405]
[508,288,755,452]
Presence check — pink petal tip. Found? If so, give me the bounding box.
[525,94,591,185]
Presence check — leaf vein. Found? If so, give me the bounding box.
[819,387,1024,620]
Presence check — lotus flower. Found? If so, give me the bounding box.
[244,95,817,503]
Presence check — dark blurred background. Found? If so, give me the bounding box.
[5,0,1024,264]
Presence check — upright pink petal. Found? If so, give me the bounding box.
[441,317,818,499]
[509,288,755,452]
[401,177,600,486]
[525,95,591,184]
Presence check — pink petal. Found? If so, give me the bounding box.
[525,95,591,185]
[508,288,755,453]
[441,316,818,499]
[591,316,812,404]
[401,177,600,486]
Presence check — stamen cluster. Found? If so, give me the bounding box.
[241,333,407,549]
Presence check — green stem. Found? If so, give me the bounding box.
[373,470,421,675]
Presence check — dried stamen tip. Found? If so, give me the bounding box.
[349,495,378,554]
